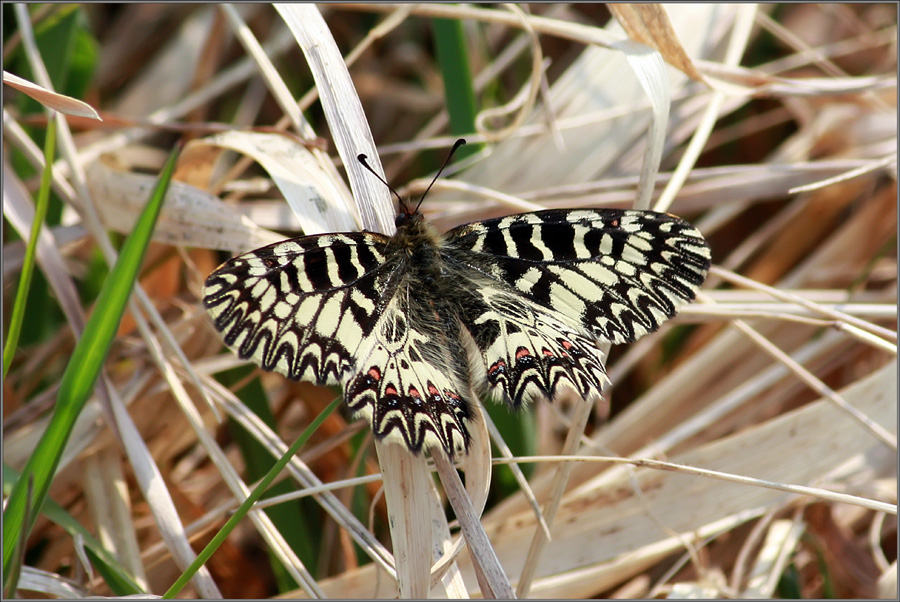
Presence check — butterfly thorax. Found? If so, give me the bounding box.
[385,210,447,287]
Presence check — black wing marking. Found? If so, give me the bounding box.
[444,209,711,345]
[455,284,610,409]
[203,232,392,385]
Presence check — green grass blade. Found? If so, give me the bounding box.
[2,465,145,595]
[221,366,316,590]
[432,15,482,160]
[162,396,343,599]
[9,7,98,349]
[3,117,56,378]
[2,145,181,592]
[3,476,31,599]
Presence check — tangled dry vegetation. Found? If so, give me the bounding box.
[3,3,896,599]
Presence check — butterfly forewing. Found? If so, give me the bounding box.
[444,209,711,345]
[203,232,391,385]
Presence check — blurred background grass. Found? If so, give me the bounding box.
[3,4,896,599]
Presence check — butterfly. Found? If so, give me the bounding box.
[203,146,711,455]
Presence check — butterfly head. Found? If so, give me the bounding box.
[358,139,467,231]
[394,205,419,229]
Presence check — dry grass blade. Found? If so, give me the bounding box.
[515,391,595,597]
[488,456,896,515]
[608,4,706,82]
[429,394,493,591]
[3,164,85,334]
[3,71,101,120]
[710,266,897,343]
[481,410,551,541]
[612,39,670,210]
[374,442,430,598]
[82,448,148,590]
[86,154,282,252]
[274,3,393,234]
[727,317,896,448]
[275,6,442,597]
[184,131,357,234]
[473,4,543,144]
[433,453,515,599]
[740,515,806,597]
[654,4,758,212]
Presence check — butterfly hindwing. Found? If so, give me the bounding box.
[444,209,711,345]
[344,295,472,453]
[456,284,610,409]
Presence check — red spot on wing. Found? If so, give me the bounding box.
[427,383,440,396]
[488,360,507,376]
[542,348,554,356]
[368,367,382,380]
[561,340,574,350]
[385,385,398,396]
[408,386,421,398]
[515,347,531,359]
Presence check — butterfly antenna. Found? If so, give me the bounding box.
[357,153,405,210]
[414,138,466,213]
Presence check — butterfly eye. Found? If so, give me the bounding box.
[395,213,408,228]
